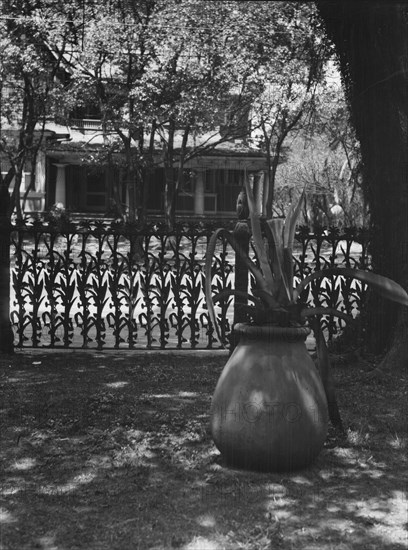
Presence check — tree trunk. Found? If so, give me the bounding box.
[317,1,408,370]
[163,128,176,231]
[126,170,137,223]
[164,167,176,231]
[0,183,13,354]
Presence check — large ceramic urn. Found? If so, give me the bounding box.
[210,324,328,472]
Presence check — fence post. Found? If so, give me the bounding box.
[229,189,250,354]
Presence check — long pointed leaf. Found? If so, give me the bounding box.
[204,229,229,345]
[213,290,264,326]
[267,219,292,302]
[213,289,262,307]
[283,187,306,249]
[309,316,344,430]
[263,220,281,283]
[283,247,294,302]
[281,188,306,300]
[244,175,275,291]
[204,228,277,347]
[223,230,275,303]
[301,307,353,324]
[294,267,408,306]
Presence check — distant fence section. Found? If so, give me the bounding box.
[9,219,370,350]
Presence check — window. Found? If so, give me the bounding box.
[213,169,243,213]
[71,103,101,120]
[86,169,106,211]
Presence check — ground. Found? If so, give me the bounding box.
[0,349,407,550]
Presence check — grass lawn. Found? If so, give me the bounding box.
[0,349,407,550]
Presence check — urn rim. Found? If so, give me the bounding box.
[233,323,311,340]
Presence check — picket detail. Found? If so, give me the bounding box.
[10,219,370,350]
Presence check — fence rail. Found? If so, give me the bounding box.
[9,219,370,350]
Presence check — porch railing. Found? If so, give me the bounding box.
[70,118,102,131]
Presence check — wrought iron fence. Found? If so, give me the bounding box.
[9,219,370,350]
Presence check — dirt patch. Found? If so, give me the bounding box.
[0,350,407,549]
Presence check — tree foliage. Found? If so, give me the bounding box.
[275,80,366,227]
[42,0,330,228]
[243,2,329,216]
[1,1,333,228]
[0,0,76,218]
[51,0,262,226]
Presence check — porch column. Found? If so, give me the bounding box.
[261,170,269,217]
[36,151,46,211]
[257,170,266,217]
[54,163,67,206]
[194,170,205,216]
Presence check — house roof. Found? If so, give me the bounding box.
[45,122,268,170]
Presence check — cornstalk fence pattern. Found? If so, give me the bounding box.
[9,219,370,350]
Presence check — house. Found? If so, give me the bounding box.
[1,91,268,220]
[2,121,268,220]
[1,44,270,221]
[13,120,267,220]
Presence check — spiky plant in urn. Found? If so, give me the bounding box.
[205,175,408,472]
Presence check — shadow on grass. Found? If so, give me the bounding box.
[0,351,407,550]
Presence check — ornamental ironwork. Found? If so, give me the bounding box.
[9,219,370,349]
